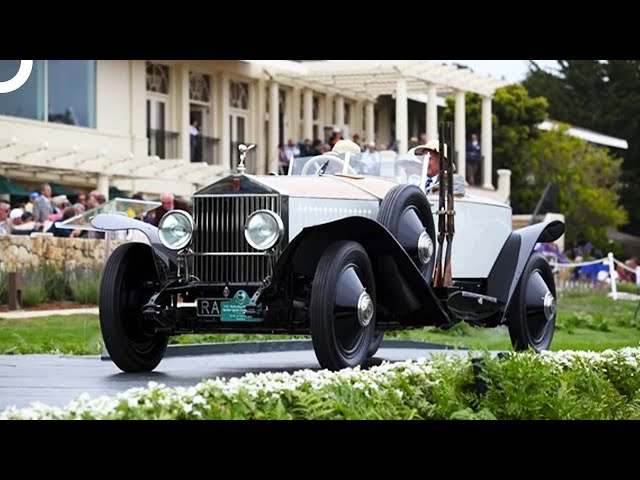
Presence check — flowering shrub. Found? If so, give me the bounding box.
[3,347,640,420]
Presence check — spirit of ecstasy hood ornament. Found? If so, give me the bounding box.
[237,144,256,174]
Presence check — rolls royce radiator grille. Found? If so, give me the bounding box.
[192,195,281,283]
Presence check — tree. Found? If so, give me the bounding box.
[512,125,627,244]
[443,84,548,174]
[523,60,640,235]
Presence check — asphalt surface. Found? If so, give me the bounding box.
[0,341,473,411]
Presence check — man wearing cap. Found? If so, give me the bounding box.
[25,192,38,213]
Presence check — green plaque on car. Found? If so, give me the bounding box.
[221,290,261,322]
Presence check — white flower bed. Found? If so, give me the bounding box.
[2,347,640,420]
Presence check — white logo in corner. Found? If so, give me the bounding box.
[0,60,33,94]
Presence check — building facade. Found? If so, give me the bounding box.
[0,60,510,200]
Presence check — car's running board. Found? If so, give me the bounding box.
[446,291,504,322]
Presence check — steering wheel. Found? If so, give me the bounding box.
[300,154,358,176]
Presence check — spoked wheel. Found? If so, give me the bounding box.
[100,242,168,372]
[508,253,557,352]
[377,184,436,281]
[310,241,376,370]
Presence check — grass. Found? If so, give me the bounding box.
[0,291,639,355]
[0,315,103,355]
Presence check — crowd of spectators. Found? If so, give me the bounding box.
[0,183,108,238]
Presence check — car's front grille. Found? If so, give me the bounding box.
[192,195,281,283]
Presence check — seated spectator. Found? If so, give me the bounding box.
[11,211,37,235]
[0,202,11,235]
[47,207,80,237]
[148,192,191,227]
[10,208,24,227]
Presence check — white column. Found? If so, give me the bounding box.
[291,86,301,142]
[97,174,110,200]
[426,84,438,141]
[268,81,279,174]
[325,93,334,129]
[303,88,313,140]
[177,63,190,161]
[481,95,493,189]
[256,78,266,174]
[217,72,230,171]
[129,60,147,156]
[497,169,511,205]
[354,100,363,137]
[335,96,345,129]
[395,79,408,154]
[365,101,375,144]
[454,90,466,181]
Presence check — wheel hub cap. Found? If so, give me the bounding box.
[357,291,374,327]
[417,230,434,264]
[543,292,556,320]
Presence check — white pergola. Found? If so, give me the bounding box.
[0,137,227,198]
[258,60,511,189]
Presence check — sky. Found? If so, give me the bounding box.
[439,60,559,83]
[323,60,560,83]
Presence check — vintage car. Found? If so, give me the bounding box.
[91,127,564,373]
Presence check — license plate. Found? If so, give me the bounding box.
[196,290,260,322]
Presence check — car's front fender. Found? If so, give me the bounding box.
[90,213,177,269]
[267,216,450,325]
[486,219,565,309]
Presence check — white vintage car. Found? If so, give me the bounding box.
[91,128,564,373]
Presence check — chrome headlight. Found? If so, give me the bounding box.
[244,209,284,251]
[158,210,194,251]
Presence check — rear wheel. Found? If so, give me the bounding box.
[100,242,168,372]
[377,184,436,281]
[507,253,557,352]
[310,241,376,370]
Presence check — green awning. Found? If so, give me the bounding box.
[0,176,29,196]
[49,182,79,198]
[109,186,129,200]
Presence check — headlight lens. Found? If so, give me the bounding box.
[158,210,194,250]
[244,210,284,251]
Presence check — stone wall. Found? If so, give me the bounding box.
[0,235,124,272]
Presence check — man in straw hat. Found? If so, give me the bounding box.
[409,139,445,192]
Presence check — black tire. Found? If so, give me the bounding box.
[377,184,436,281]
[367,331,384,358]
[310,241,376,370]
[507,252,557,352]
[100,242,168,372]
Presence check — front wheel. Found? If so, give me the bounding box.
[310,241,376,370]
[100,242,168,372]
[367,331,384,358]
[507,252,557,352]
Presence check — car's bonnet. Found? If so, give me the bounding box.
[194,174,397,201]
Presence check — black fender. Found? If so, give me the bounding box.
[486,219,564,317]
[90,213,177,272]
[268,216,449,324]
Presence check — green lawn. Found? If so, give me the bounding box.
[0,291,638,355]
[0,315,103,355]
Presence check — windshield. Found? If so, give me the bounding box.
[288,150,430,187]
[55,198,161,231]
